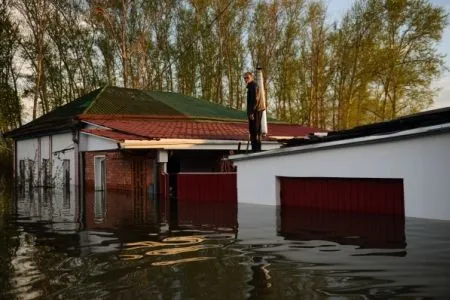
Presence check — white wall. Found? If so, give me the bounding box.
[52,133,76,187]
[16,138,39,161]
[79,133,118,152]
[16,132,76,188]
[40,136,50,160]
[16,138,40,186]
[235,132,450,220]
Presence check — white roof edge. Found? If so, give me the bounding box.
[230,122,450,162]
[80,130,119,143]
[81,120,112,130]
[121,138,279,144]
[120,138,280,150]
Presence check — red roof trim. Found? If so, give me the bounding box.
[82,129,147,141]
[80,118,320,142]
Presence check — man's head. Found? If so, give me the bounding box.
[244,72,254,83]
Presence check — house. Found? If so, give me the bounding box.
[231,107,450,221]
[4,86,319,202]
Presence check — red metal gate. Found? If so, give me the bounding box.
[279,177,404,215]
[177,172,237,203]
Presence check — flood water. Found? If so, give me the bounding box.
[1,187,450,299]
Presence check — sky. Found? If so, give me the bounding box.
[326,0,450,110]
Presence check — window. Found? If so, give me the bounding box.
[94,156,106,191]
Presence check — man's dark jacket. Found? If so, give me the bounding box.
[246,81,258,116]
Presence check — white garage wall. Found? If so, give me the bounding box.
[235,132,450,220]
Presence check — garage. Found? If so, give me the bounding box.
[278,177,404,215]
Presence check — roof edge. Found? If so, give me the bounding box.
[231,122,450,162]
[83,85,108,114]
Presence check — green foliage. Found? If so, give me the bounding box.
[0,0,448,133]
[0,0,21,132]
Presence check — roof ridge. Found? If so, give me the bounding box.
[77,113,300,125]
[77,114,194,121]
[83,85,108,114]
[77,114,248,123]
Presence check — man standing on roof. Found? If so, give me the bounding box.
[244,72,263,152]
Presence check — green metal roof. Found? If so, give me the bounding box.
[147,91,248,120]
[6,86,270,138]
[86,87,183,116]
[85,87,249,120]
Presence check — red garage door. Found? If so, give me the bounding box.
[279,177,404,215]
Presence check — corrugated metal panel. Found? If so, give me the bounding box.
[279,177,404,215]
[177,173,237,203]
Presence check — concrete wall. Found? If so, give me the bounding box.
[16,132,76,188]
[234,132,450,220]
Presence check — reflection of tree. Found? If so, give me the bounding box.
[0,189,19,294]
[247,256,272,299]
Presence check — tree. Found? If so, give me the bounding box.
[13,0,52,119]
[0,0,21,132]
[248,0,284,112]
[2,0,448,134]
[374,0,448,119]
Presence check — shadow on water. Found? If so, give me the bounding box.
[0,185,450,299]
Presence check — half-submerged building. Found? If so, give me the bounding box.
[4,86,318,203]
[232,107,450,221]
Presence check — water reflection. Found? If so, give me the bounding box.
[1,187,450,299]
[278,206,406,250]
[85,189,157,231]
[93,191,105,223]
[247,256,272,299]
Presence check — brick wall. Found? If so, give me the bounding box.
[84,150,154,190]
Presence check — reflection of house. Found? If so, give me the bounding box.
[85,190,156,230]
[16,189,80,232]
[232,107,450,220]
[84,189,237,232]
[5,86,318,197]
